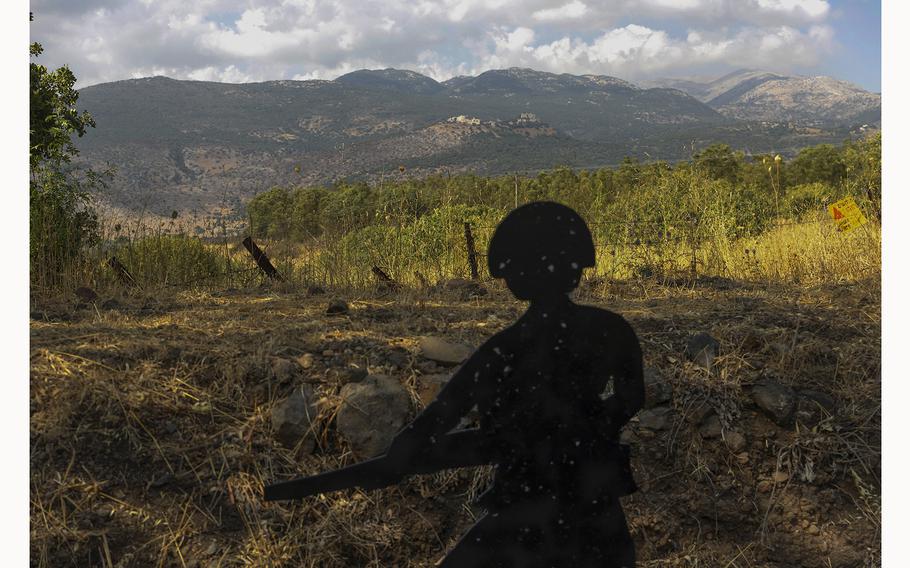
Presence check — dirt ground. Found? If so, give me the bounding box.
[30,277,881,567]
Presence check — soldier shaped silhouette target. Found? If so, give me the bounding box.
[265,201,645,568]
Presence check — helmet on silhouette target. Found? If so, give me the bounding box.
[487,201,595,297]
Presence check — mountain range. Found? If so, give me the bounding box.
[73,67,880,218]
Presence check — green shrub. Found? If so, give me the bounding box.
[114,235,229,287]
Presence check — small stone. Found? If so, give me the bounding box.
[297,353,314,369]
[338,365,368,385]
[686,402,714,425]
[808,524,820,535]
[326,299,349,315]
[638,406,673,431]
[698,414,723,439]
[643,367,672,408]
[751,380,797,426]
[619,429,635,444]
[794,389,836,426]
[74,287,98,302]
[271,358,298,383]
[415,373,451,406]
[772,471,789,483]
[337,375,411,458]
[416,359,439,373]
[685,332,720,370]
[724,431,748,452]
[419,336,473,366]
[271,384,318,451]
[386,350,409,369]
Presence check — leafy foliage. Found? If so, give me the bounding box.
[30,43,109,289]
[243,136,880,284]
[29,43,95,170]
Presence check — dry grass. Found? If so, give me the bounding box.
[43,213,881,302]
[30,273,880,567]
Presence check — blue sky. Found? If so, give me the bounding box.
[822,0,880,91]
[29,0,880,91]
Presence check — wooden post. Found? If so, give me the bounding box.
[107,257,136,286]
[242,236,283,281]
[463,222,479,280]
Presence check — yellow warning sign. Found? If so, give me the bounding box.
[828,196,867,233]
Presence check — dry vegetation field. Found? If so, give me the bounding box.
[30,272,880,567]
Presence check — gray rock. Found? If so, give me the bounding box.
[415,373,451,406]
[326,299,349,315]
[699,414,723,439]
[685,332,720,370]
[724,431,748,452]
[337,365,368,385]
[638,406,673,431]
[795,389,836,426]
[337,375,411,458]
[643,367,672,408]
[619,428,636,445]
[297,353,314,369]
[686,401,715,425]
[416,359,439,374]
[419,336,473,366]
[271,384,318,451]
[271,358,298,383]
[386,349,410,369]
[750,380,797,426]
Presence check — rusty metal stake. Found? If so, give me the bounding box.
[107,257,136,286]
[242,236,283,281]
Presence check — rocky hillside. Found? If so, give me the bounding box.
[651,69,880,126]
[75,67,861,217]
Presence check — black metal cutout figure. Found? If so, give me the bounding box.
[266,201,645,567]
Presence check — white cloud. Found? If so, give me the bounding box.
[532,1,588,22]
[756,0,829,19]
[467,22,834,79]
[200,8,303,57]
[28,0,841,88]
[187,65,254,83]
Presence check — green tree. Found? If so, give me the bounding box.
[30,42,108,289]
[693,144,742,184]
[786,144,846,186]
[30,43,95,169]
